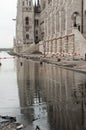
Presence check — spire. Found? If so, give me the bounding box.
[35,1,36,7]
[34,0,37,12]
[34,0,41,13]
[38,0,40,6]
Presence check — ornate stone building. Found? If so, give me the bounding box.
[14,0,34,53]
[39,0,86,57]
[14,0,86,56]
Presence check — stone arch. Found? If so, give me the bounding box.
[71,12,80,27]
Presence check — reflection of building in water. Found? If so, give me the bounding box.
[17,59,47,120]
[17,59,86,129]
[17,58,35,118]
[39,63,86,130]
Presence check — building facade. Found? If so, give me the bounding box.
[39,0,86,56]
[40,0,86,39]
[14,0,34,53]
[14,0,86,56]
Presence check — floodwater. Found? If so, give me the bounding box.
[0,52,86,130]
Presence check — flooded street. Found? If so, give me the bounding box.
[0,52,86,130]
[0,52,31,127]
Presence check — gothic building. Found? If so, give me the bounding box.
[14,0,34,52]
[39,0,86,40]
[38,0,86,57]
[34,0,41,44]
[14,0,86,56]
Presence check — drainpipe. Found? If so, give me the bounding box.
[81,0,84,33]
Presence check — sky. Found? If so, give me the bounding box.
[0,0,17,48]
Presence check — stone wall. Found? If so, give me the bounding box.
[39,32,75,55]
[40,0,82,40]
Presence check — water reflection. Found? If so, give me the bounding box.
[17,59,47,122]
[17,58,86,130]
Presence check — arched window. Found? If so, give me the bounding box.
[29,1,31,6]
[26,34,29,39]
[35,30,38,34]
[25,17,29,25]
[26,0,28,5]
[72,12,80,27]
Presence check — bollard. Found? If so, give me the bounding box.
[57,58,61,62]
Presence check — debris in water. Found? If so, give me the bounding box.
[0,115,24,130]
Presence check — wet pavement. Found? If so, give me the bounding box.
[0,52,86,130]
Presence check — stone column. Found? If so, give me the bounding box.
[65,3,68,33]
[55,12,57,34]
[46,18,48,38]
[55,39,57,53]
[44,18,46,40]
[59,10,62,33]
[50,14,52,35]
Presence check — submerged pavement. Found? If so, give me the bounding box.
[19,53,86,74]
[42,58,86,74]
[21,55,86,130]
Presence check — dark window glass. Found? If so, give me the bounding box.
[29,1,31,6]
[35,19,39,26]
[26,34,29,39]
[35,30,38,34]
[25,17,29,25]
[36,36,38,41]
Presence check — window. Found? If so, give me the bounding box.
[29,1,31,6]
[36,36,38,41]
[35,30,38,34]
[26,0,28,5]
[25,17,29,25]
[26,27,29,32]
[35,19,39,26]
[26,34,29,39]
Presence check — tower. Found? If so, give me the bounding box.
[16,0,34,52]
[34,0,41,44]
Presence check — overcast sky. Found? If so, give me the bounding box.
[0,0,17,48]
